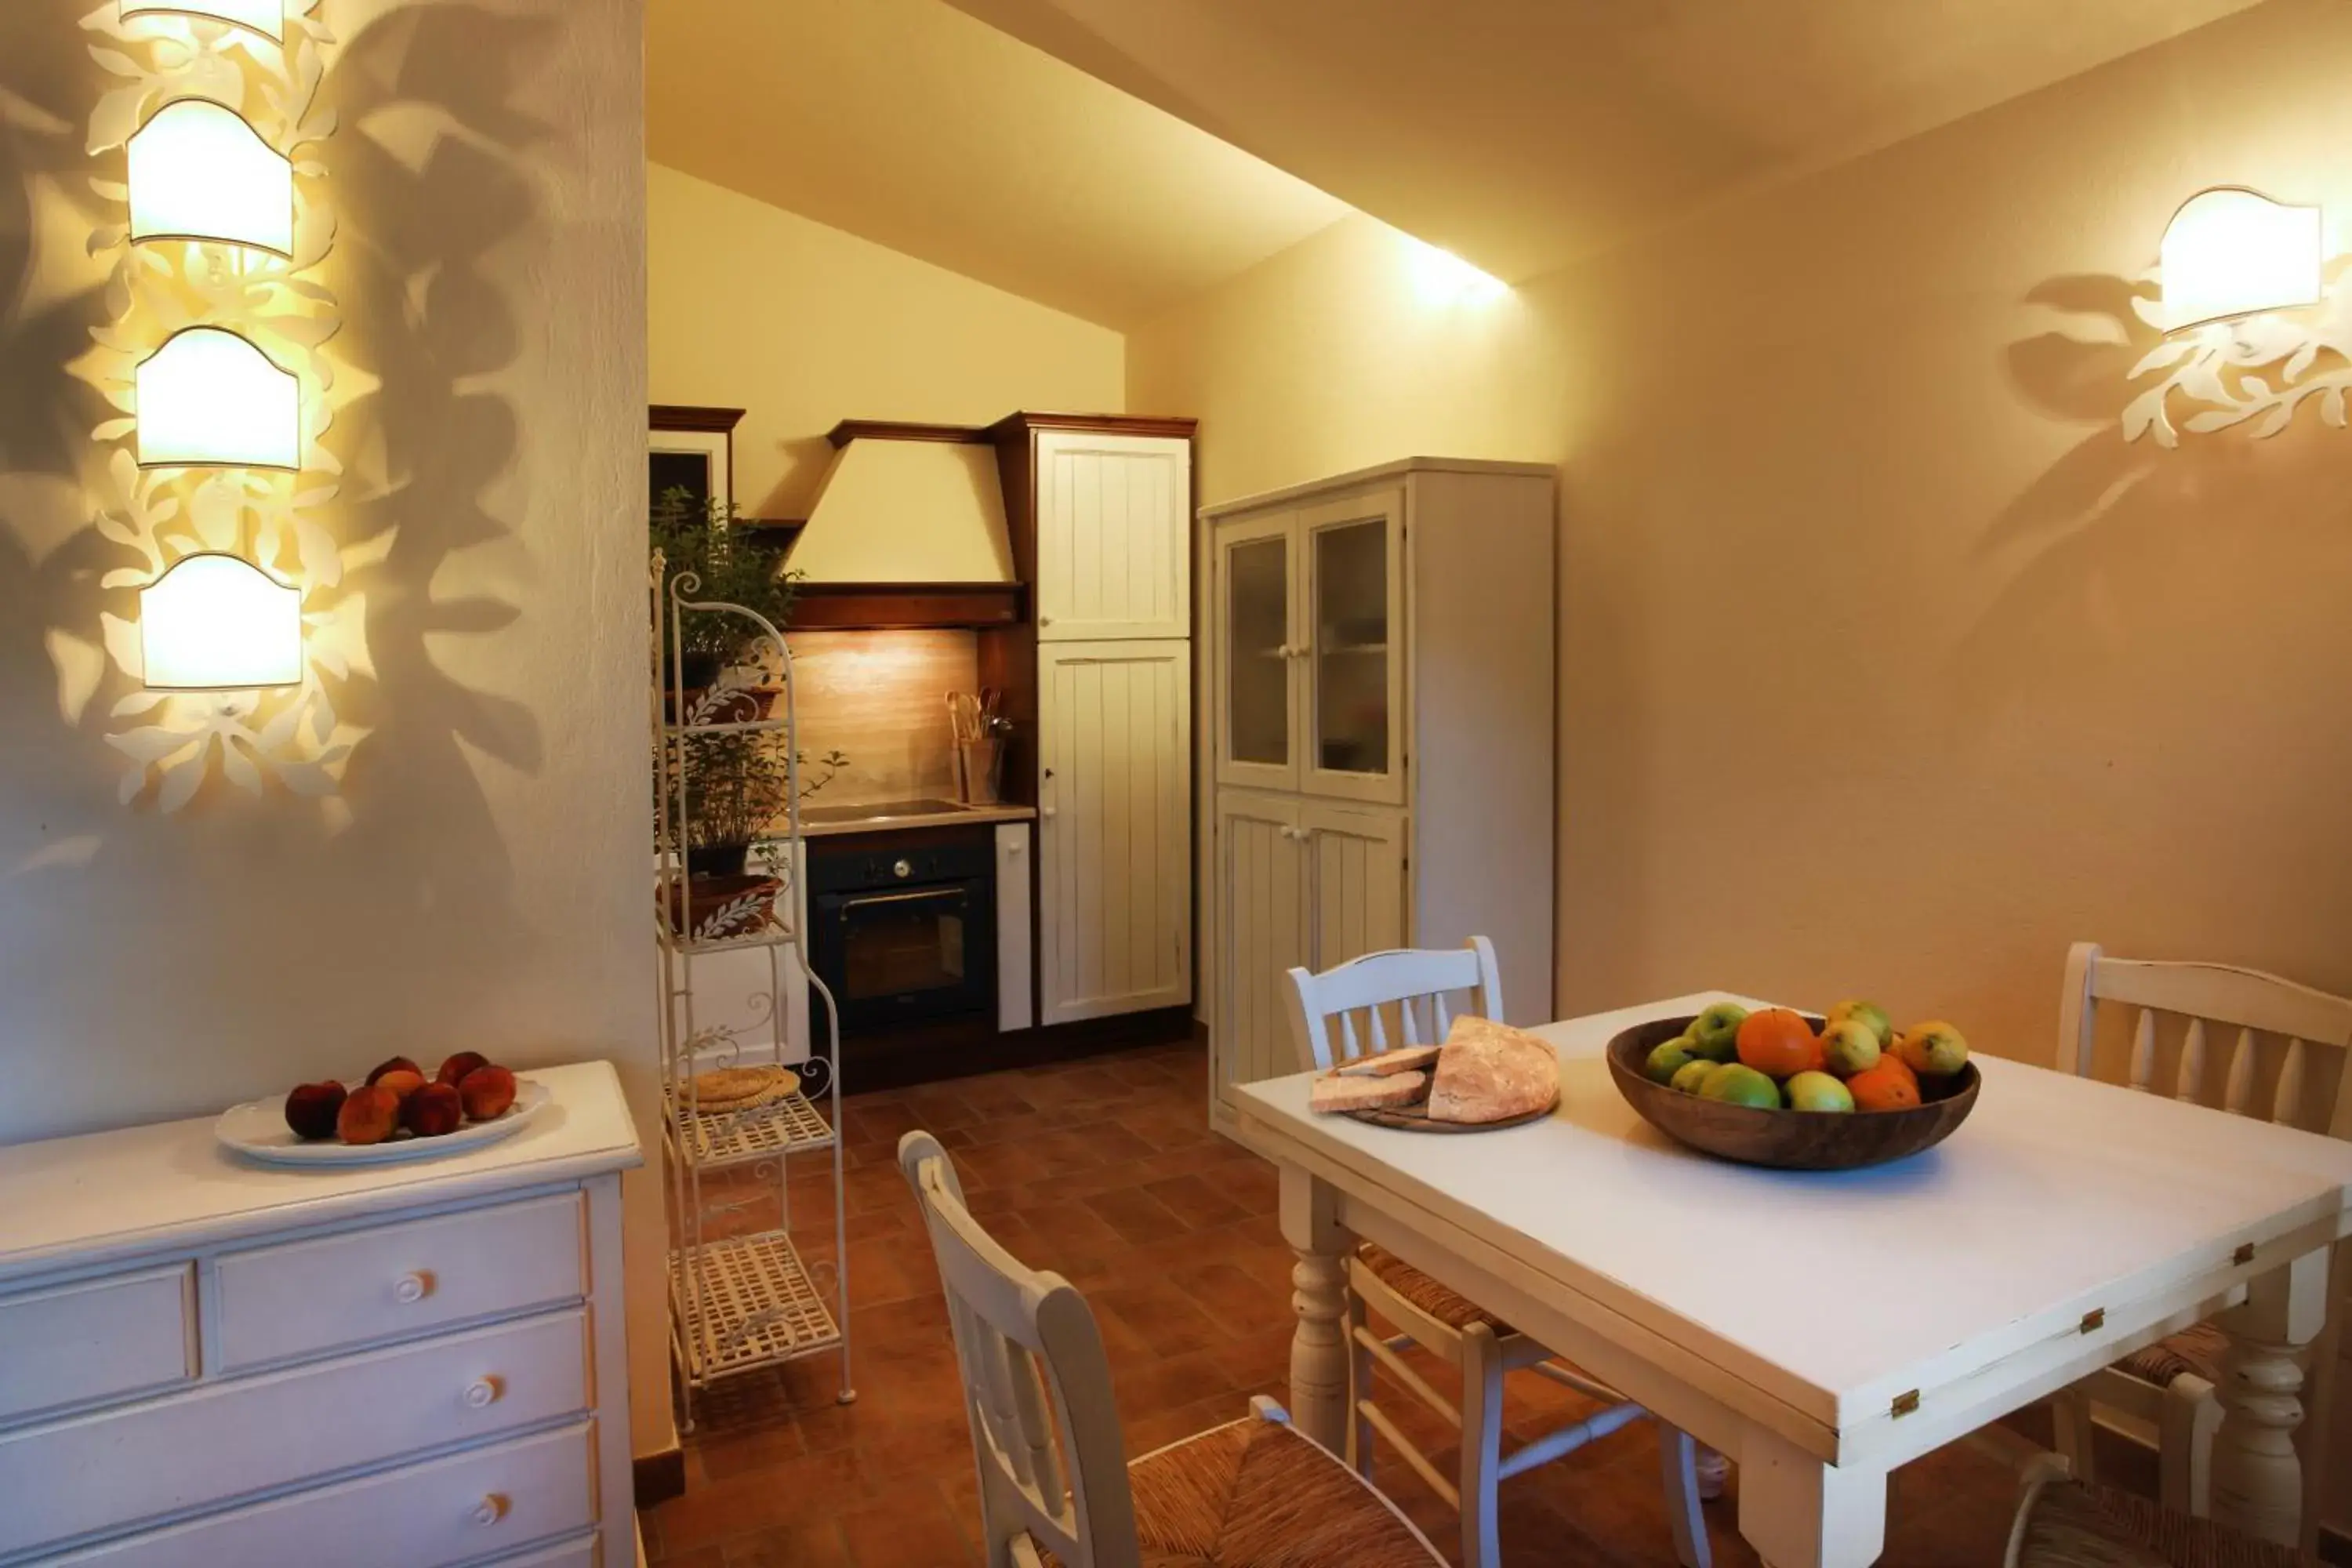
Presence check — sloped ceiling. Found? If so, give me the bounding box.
[941,0,2269,283]
[645,0,1350,328]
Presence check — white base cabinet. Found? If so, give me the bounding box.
[0,1062,641,1568]
[1203,458,1556,1120]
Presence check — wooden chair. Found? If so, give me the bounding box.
[1283,938,1715,1568]
[2005,1447,2310,1568]
[896,1130,1446,1568]
[2051,942,2352,1550]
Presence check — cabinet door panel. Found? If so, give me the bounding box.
[1036,433,1190,641]
[1214,791,1305,1093]
[1212,512,1301,793]
[1302,801,1407,976]
[1301,489,1406,805]
[1040,641,1192,1023]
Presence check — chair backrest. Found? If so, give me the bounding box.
[2059,941,2352,1137]
[898,1131,1139,1568]
[1283,937,1504,1072]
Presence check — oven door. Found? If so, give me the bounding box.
[811,876,996,1033]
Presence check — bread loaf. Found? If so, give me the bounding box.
[1427,1016,1559,1123]
[1333,1044,1441,1079]
[1309,1069,1430,1115]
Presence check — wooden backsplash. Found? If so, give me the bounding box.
[786,630,977,804]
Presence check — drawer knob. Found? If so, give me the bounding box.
[472,1494,507,1528]
[393,1271,433,1305]
[463,1377,503,1410]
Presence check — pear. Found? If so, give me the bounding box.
[1893,1021,1969,1078]
[1684,1002,1748,1063]
[1820,1018,1882,1076]
[1644,1037,1698,1085]
[1826,999,1893,1048]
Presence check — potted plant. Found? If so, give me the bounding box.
[652,488,803,718]
[662,731,848,939]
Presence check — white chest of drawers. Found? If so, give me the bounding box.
[0,1062,642,1568]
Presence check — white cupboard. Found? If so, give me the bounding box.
[1039,639,1192,1023]
[1003,416,1196,1030]
[1203,458,1555,1124]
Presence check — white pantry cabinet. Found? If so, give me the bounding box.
[1034,430,1191,642]
[1039,638,1192,1024]
[0,1062,641,1568]
[1203,458,1556,1125]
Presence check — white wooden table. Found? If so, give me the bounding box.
[1226,993,2352,1566]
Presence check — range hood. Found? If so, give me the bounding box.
[784,422,1025,630]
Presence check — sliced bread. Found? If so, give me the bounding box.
[1333,1044,1441,1079]
[1309,1069,1431,1115]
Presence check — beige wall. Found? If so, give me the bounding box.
[650,163,1125,517]
[0,0,671,1462]
[1136,0,2352,1512]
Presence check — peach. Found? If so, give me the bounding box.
[372,1069,427,1103]
[458,1065,517,1122]
[436,1051,492,1087]
[365,1055,422,1086]
[401,1081,464,1138]
[283,1081,346,1141]
[336,1084,401,1144]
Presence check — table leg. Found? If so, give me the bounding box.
[1279,1162,1351,1452]
[2212,1247,2329,1545]
[1737,1425,1885,1568]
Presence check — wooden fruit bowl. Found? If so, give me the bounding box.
[1606,1015,1980,1171]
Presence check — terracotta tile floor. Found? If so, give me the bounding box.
[643,1038,2069,1567]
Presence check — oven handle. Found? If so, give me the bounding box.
[838,887,969,913]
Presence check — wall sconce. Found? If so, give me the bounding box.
[2158,188,2322,332]
[2125,187,2347,444]
[119,0,285,42]
[127,100,295,256]
[134,326,300,470]
[139,554,303,690]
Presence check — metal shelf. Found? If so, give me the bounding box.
[655,920,800,957]
[664,716,791,738]
[665,1083,836,1167]
[670,1230,842,1386]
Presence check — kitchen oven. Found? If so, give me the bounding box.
[806,828,996,1040]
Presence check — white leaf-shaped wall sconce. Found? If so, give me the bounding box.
[119,0,285,42]
[128,100,294,256]
[2159,187,2323,332]
[134,327,300,470]
[139,554,303,690]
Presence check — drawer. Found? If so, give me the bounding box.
[49,1421,597,1568]
[214,1192,586,1371]
[0,1265,194,1425]
[0,1308,588,1560]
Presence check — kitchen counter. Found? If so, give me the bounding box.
[789,801,1036,839]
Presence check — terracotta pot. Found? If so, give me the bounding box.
[662,872,781,942]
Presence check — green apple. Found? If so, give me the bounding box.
[1784,1070,1856,1112]
[1669,1059,1720,1096]
[1894,1021,1969,1077]
[1819,1018,1882,1076]
[1685,1002,1749,1063]
[1826,999,1893,1048]
[1644,1037,1697,1085]
[1698,1062,1781,1109]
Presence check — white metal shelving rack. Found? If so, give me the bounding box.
[652,557,854,1431]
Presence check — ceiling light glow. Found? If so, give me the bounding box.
[1403,235,1509,307]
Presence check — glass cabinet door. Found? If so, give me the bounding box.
[1215,516,1299,790]
[1302,491,1405,804]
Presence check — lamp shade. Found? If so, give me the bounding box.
[119,0,284,42]
[140,554,303,689]
[2160,188,2323,332]
[127,100,293,256]
[134,327,300,470]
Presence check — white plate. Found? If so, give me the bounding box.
[215,1080,551,1167]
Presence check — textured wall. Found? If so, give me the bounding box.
[0,0,666,1460]
[648,162,1126,518]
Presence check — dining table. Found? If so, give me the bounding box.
[1225,990,2352,1567]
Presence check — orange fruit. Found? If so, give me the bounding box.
[1846,1059,1922,1112]
[1735,1008,1824,1079]
[1876,1051,1919,1090]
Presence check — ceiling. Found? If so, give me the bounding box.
[644,0,1350,328]
[935,0,2267,284]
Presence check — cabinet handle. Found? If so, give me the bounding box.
[1039,615,1054,628]
[1040,806,1058,819]
[394,1272,432,1305]
[463,1377,503,1410]
[1273,643,1291,659]
[1290,642,1313,659]
[472,1495,507,1528]
[1006,838,1025,855]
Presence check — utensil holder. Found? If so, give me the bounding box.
[956,738,1004,806]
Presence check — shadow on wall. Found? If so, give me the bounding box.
[0,5,569,1131]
